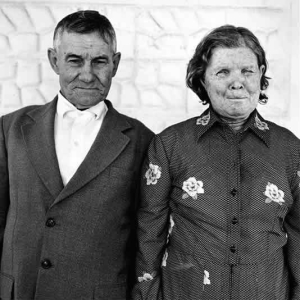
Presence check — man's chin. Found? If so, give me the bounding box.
[68,97,105,109]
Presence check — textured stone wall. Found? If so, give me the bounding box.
[0,0,299,136]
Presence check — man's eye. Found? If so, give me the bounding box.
[94,60,107,65]
[68,59,81,64]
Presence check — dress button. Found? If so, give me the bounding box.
[232,217,238,225]
[41,259,52,269]
[45,218,56,227]
[230,188,237,196]
[230,245,236,253]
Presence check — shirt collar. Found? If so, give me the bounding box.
[196,107,271,147]
[56,92,107,120]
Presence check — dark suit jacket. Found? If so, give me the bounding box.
[0,97,154,300]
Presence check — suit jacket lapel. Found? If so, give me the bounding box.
[22,97,64,200]
[52,101,131,205]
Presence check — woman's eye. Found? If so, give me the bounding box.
[243,69,254,74]
[217,69,229,75]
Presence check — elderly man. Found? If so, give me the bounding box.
[0,10,153,300]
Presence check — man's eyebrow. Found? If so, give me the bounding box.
[92,55,109,60]
[64,54,109,60]
[65,53,82,59]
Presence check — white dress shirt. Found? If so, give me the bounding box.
[54,93,108,186]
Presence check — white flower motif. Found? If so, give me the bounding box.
[145,163,162,185]
[168,214,175,236]
[264,182,285,205]
[138,272,155,282]
[182,177,204,199]
[254,114,269,131]
[196,112,210,126]
[162,215,175,267]
[203,270,211,285]
[297,171,300,177]
[161,250,168,267]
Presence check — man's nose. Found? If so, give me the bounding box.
[79,63,95,82]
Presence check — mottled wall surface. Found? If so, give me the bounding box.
[0,0,299,136]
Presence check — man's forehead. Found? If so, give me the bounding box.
[59,31,114,53]
[61,31,108,44]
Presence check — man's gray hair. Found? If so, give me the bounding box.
[53,10,117,52]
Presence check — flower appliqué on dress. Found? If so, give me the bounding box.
[203,270,211,285]
[162,214,175,267]
[196,112,210,126]
[161,251,168,267]
[182,177,204,199]
[145,163,162,185]
[138,271,156,283]
[254,114,269,131]
[264,182,285,205]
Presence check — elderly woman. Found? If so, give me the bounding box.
[132,25,300,300]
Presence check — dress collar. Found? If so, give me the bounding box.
[195,106,271,147]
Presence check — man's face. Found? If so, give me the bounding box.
[48,31,120,109]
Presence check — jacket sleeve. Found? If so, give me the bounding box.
[0,116,9,261]
[132,134,172,300]
[284,140,300,299]
[127,128,154,300]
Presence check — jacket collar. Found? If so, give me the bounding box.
[23,97,132,205]
[196,107,271,147]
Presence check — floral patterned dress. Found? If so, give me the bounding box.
[132,108,300,300]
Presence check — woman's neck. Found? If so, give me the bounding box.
[219,115,249,133]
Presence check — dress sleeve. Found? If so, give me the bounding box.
[284,142,300,299]
[0,116,9,260]
[132,134,172,300]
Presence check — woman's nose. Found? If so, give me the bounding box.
[230,81,244,90]
[229,74,244,90]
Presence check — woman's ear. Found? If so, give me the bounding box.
[259,65,265,78]
[47,48,59,75]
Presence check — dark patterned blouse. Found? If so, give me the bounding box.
[133,108,300,300]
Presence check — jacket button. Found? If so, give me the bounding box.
[230,245,236,253]
[46,218,56,227]
[41,259,52,269]
[230,188,237,196]
[232,217,238,225]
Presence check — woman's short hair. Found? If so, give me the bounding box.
[186,25,270,105]
[53,10,117,52]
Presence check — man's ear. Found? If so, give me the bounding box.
[47,48,59,75]
[112,52,121,77]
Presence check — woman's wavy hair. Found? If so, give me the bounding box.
[186,25,270,105]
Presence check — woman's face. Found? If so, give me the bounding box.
[203,47,265,120]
